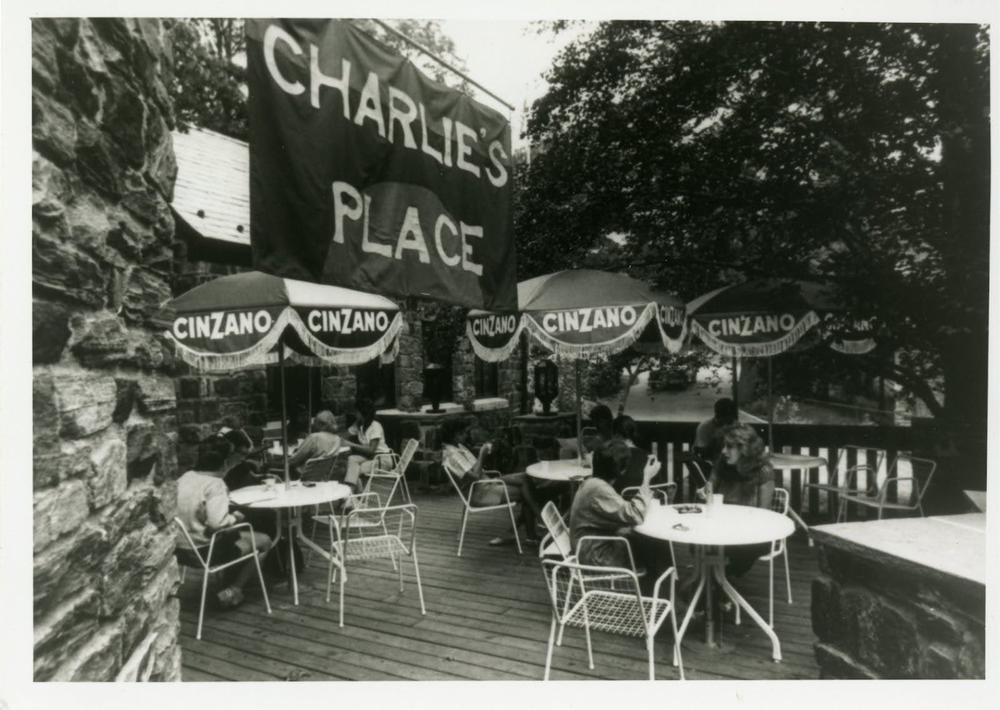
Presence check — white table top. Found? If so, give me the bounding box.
[526,459,593,482]
[769,453,827,470]
[267,444,352,458]
[635,502,795,546]
[229,481,352,509]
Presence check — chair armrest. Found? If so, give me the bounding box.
[841,464,877,491]
[468,477,512,500]
[651,566,676,605]
[575,535,638,574]
[208,522,256,556]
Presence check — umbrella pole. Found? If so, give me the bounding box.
[575,359,583,466]
[768,357,775,453]
[307,366,312,434]
[731,356,739,408]
[280,340,291,491]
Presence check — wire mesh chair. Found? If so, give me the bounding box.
[379,438,419,504]
[173,517,271,640]
[443,464,523,556]
[301,450,341,482]
[751,487,793,628]
[837,454,937,522]
[540,557,684,681]
[324,502,426,627]
[804,445,886,514]
[622,482,677,505]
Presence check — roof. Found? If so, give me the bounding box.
[171,126,250,247]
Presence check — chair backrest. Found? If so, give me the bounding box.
[540,501,573,558]
[364,471,402,507]
[894,454,938,506]
[772,487,790,515]
[835,445,886,477]
[540,558,644,634]
[398,438,419,475]
[343,503,418,555]
[172,517,207,568]
[302,451,339,481]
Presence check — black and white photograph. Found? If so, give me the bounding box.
[1,0,996,707]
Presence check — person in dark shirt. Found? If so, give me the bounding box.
[693,398,738,465]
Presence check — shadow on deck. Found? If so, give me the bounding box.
[178,491,821,681]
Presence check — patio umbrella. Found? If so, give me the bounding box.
[467,269,687,457]
[163,270,402,487]
[686,278,874,450]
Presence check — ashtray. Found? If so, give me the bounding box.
[673,505,703,515]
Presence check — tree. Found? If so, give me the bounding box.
[519,21,989,427]
[165,19,471,141]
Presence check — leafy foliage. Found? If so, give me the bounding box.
[520,21,989,422]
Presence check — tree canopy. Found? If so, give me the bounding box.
[518,21,989,423]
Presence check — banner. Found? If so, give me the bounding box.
[247,19,517,310]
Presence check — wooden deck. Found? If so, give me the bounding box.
[177,491,821,681]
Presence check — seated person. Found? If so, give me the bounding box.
[175,436,273,608]
[343,398,394,493]
[440,418,541,546]
[285,410,341,480]
[702,423,775,578]
[693,397,738,464]
[610,414,653,494]
[221,427,263,491]
[558,404,615,459]
[284,404,312,442]
[570,441,665,572]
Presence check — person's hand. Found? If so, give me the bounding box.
[642,455,661,482]
[695,487,707,502]
[232,510,245,523]
[479,442,493,460]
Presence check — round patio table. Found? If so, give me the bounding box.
[230,481,352,606]
[634,501,794,661]
[768,452,828,542]
[526,459,593,483]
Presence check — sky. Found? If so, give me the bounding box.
[436,20,585,150]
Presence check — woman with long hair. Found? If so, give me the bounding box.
[705,423,775,577]
[344,398,393,493]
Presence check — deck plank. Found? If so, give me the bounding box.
[179,490,821,681]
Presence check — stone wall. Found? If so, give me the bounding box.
[811,529,985,679]
[32,18,181,681]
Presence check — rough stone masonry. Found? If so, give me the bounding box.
[32,18,182,681]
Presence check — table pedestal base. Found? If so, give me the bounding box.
[676,547,782,662]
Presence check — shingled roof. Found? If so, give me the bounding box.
[171,126,250,247]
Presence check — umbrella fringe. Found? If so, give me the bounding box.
[380,336,400,364]
[523,303,658,360]
[689,311,821,358]
[164,308,294,372]
[830,338,876,355]
[655,311,688,354]
[286,309,404,366]
[466,316,525,362]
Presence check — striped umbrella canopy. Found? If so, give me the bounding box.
[467,269,686,362]
[164,271,402,371]
[686,279,874,357]
[163,271,402,488]
[686,278,875,450]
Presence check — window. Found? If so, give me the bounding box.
[474,357,500,398]
[356,358,396,409]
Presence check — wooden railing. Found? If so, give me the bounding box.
[634,420,918,521]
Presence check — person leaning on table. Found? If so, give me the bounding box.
[175,435,273,608]
[700,422,775,578]
[343,398,393,493]
[570,440,672,591]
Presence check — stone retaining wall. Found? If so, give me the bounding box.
[32,18,181,681]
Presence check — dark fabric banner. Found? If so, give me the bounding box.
[246,19,517,310]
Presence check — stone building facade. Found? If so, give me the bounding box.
[32,19,182,680]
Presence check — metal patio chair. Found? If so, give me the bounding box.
[173,517,271,641]
[323,502,426,627]
[804,445,886,516]
[366,438,418,505]
[622,481,677,505]
[837,454,937,522]
[443,463,522,557]
[540,557,684,681]
[747,487,793,628]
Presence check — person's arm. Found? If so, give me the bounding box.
[286,436,315,469]
[591,481,650,527]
